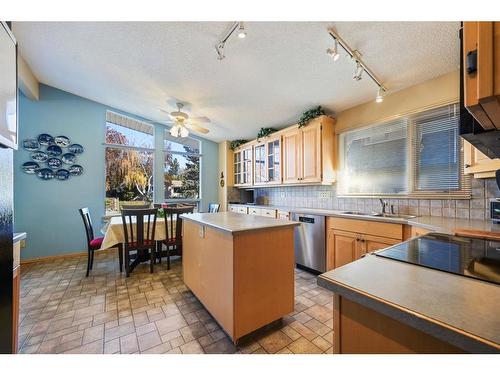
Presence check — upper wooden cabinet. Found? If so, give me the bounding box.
[282,116,336,185]
[463,139,500,178]
[253,134,282,185]
[463,22,500,130]
[233,142,254,187]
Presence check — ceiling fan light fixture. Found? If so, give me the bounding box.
[170,125,180,137]
[180,126,189,138]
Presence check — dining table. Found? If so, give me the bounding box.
[100,216,175,273]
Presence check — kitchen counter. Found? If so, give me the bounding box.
[13,232,27,243]
[317,254,500,353]
[180,211,299,234]
[228,203,500,236]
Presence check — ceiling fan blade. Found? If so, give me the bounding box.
[190,116,211,124]
[186,123,210,134]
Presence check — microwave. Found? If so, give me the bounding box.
[491,199,500,223]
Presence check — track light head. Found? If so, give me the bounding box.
[375,87,385,103]
[353,61,363,81]
[326,40,340,61]
[237,22,246,39]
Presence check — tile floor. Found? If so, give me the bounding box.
[18,250,334,354]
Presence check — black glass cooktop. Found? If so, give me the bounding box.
[375,233,500,285]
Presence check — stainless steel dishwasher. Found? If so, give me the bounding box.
[291,213,326,273]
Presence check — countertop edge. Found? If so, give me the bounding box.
[13,232,27,243]
[317,274,499,353]
[180,214,300,234]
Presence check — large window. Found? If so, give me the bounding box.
[338,104,470,198]
[105,111,154,213]
[164,132,201,201]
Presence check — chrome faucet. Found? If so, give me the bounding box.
[379,198,388,215]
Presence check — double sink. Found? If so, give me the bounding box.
[340,211,417,220]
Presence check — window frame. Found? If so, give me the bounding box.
[338,103,471,199]
[104,112,156,214]
[163,132,202,204]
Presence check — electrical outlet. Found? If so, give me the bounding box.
[280,192,286,198]
[319,191,330,199]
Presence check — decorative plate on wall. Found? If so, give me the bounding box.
[46,145,63,157]
[55,169,70,180]
[68,164,84,176]
[47,157,63,169]
[22,135,84,182]
[31,151,49,162]
[36,168,55,180]
[68,144,84,154]
[22,161,40,174]
[37,133,54,145]
[62,153,76,165]
[54,136,71,147]
[22,139,40,152]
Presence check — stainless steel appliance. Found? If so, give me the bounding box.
[491,199,500,223]
[292,213,325,273]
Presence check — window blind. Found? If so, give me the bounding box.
[339,119,409,195]
[106,111,154,135]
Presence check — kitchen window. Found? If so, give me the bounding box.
[164,131,201,206]
[338,103,470,198]
[105,111,155,213]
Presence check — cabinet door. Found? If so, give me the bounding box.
[332,230,358,269]
[241,147,253,185]
[233,151,241,185]
[363,235,400,254]
[301,123,322,183]
[254,143,267,184]
[267,137,281,184]
[282,129,302,183]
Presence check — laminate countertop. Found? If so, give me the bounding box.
[228,204,500,236]
[13,232,26,243]
[180,212,300,234]
[317,254,500,353]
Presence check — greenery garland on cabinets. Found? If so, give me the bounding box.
[298,106,325,128]
[256,127,277,141]
[230,140,248,150]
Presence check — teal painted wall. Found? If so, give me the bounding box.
[14,84,218,260]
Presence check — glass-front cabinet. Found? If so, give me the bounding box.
[266,136,281,184]
[254,142,267,184]
[234,143,253,186]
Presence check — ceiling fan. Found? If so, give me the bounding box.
[160,102,210,138]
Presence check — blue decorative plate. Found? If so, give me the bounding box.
[54,136,71,147]
[22,139,40,152]
[37,133,53,145]
[68,164,84,176]
[62,153,76,165]
[31,151,49,162]
[68,143,84,154]
[47,157,63,169]
[46,145,63,157]
[22,161,40,174]
[55,169,70,180]
[36,168,55,180]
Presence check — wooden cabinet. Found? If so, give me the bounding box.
[12,239,22,354]
[233,143,254,187]
[253,135,282,186]
[463,139,500,178]
[277,210,290,220]
[463,22,500,130]
[326,217,403,271]
[282,116,336,185]
[248,207,262,216]
[228,204,248,214]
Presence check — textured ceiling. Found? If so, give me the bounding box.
[13,22,460,142]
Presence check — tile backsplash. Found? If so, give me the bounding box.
[252,178,500,220]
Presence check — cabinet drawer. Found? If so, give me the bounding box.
[277,210,290,220]
[261,209,277,218]
[236,207,248,214]
[248,207,262,215]
[327,217,403,240]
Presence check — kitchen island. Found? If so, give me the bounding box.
[181,212,300,343]
[318,236,500,353]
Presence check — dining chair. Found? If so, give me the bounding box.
[158,206,194,269]
[121,203,151,210]
[121,208,158,277]
[79,207,123,277]
[208,203,220,213]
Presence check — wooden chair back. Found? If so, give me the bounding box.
[208,203,220,213]
[163,206,194,245]
[79,207,95,245]
[121,204,151,210]
[121,208,158,250]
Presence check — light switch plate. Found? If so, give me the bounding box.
[319,191,330,199]
[280,192,286,198]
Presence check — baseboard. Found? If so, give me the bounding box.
[20,247,117,265]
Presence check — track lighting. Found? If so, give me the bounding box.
[375,87,385,103]
[353,61,363,81]
[326,40,340,61]
[237,22,246,39]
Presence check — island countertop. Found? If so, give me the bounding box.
[180,211,300,233]
[317,254,500,353]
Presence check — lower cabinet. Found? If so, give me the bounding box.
[326,217,403,271]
